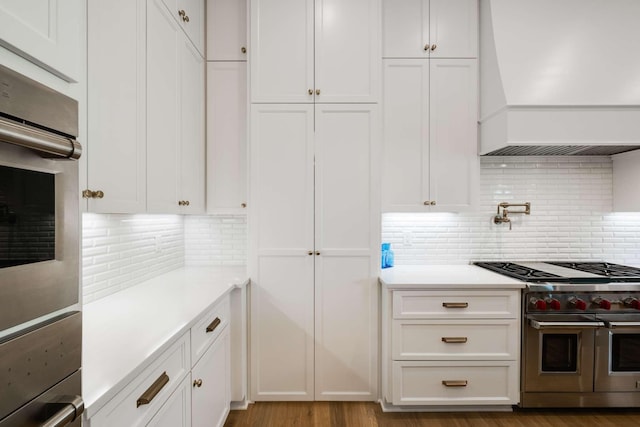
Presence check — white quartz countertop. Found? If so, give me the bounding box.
[380,265,525,289]
[82,266,248,418]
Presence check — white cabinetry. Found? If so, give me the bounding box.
[250,104,379,401]
[250,0,379,103]
[146,0,205,214]
[160,0,205,55]
[0,0,83,82]
[382,0,478,58]
[382,288,520,407]
[147,377,192,427]
[382,59,478,212]
[86,0,204,214]
[192,328,231,427]
[87,0,147,213]
[613,150,640,212]
[207,0,247,60]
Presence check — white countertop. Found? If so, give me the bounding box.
[379,265,525,289]
[82,266,248,418]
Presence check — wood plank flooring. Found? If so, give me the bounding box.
[224,402,640,427]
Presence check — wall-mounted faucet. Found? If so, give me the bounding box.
[494,202,530,230]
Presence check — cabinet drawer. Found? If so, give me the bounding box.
[392,361,518,406]
[392,319,518,360]
[90,332,191,427]
[191,295,230,364]
[393,290,519,319]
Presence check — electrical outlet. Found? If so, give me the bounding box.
[402,231,413,247]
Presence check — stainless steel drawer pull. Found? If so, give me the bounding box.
[442,302,468,308]
[442,337,468,344]
[136,372,169,407]
[206,317,222,333]
[442,380,468,387]
[41,395,84,427]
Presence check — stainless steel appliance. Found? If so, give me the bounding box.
[0,64,84,426]
[475,261,640,408]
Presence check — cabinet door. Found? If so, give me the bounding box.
[429,59,479,211]
[382,0,428,58]
[87,0,147,213]
[146,377,191,427]
[314,105,379,400]
[147,0,181,213]
[314,0,379,103]
[207,0,247,60]
[206,62,247,213]
[250,0,314,103]
[0,0,83,81]
[382,59,430,211]
[192,328,231,427]
[179,37,205,214]
[613,150,640,212]
[179,0,205,55]
[429,0,478,58]
[250,104,315,400]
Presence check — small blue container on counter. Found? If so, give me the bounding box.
[381,243,394,269]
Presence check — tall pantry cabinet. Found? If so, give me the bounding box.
[249,0,381,401]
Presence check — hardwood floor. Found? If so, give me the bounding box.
[224,402,640,427]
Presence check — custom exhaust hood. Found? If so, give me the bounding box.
[479,0,640,156]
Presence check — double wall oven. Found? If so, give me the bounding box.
[476,261,640,408]
[0,64,83,426]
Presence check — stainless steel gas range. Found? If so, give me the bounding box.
[475,261,640,408]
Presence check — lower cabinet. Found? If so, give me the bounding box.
[382,288,521,408]
[147,377,192,427]
[192,327,231,427]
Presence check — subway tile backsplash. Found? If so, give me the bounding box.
[184,215,247,266]
[383,156,640,266]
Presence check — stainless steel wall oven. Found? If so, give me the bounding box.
[0,64,83,426]
[476,261,640,408]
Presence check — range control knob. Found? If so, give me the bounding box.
[547,298,561,311]
[625,298,640,310]
[593,297,612,310]
[533,299,547,310]
[569,297,587,311]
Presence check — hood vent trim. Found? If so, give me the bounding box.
[483,145,640,157]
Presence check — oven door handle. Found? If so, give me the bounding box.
[529,319,604,330]
[605,321,640,329]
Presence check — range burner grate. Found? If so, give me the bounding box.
[548,262,640,278]
[474,262,563,282]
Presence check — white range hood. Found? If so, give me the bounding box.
[479,0,640,155]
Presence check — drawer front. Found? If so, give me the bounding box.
[392,361,519,406]
[393,290,519,319]
[191,294,230,364]
[392,319,519,360]
[90,332,191,427]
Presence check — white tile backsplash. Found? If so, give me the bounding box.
[82,214,185,304]
[382,156,640,266]
[184,215,247,266]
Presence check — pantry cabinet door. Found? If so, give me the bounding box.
[382,0,428,58]
[0,0,83,81]
[382,59,430,211]
[314,104,379,400]
[429,59,479,211]
[314,0,380,103]
[250,0,314,103]
[250,104,315,401]
[429,0,478,58]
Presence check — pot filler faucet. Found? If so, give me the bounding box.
[494,202,531,230]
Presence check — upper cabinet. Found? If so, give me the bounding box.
[250,0,380,103]
[382,0,478,59]
[160,0,206,55]
[86,0,204,214]
[147,0,205,214]
[0,0,84,82]
[207,0,248,60]
[382,59,479,212]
